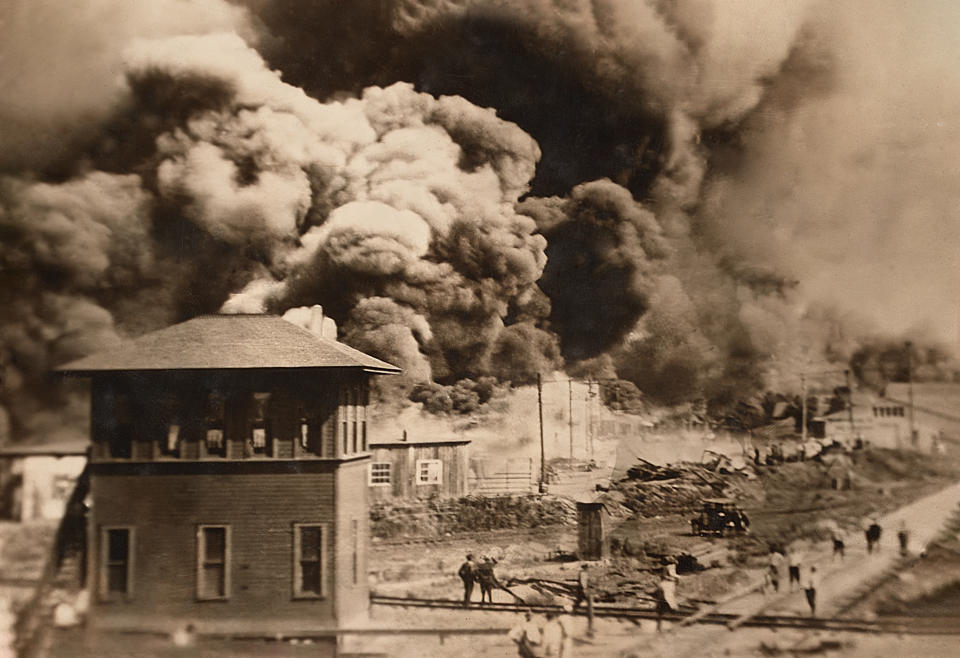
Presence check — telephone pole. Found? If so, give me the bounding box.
[801,372,808,443]
[538,373,546,493]
[568,379,574,461]
[906,341,916,446]
[844,369,856,440]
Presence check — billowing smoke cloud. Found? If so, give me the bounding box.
[2,0,958,443]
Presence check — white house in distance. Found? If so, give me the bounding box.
[823,383,960,452]
[0,439,88,521]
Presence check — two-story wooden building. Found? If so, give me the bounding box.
[57,313,399,636]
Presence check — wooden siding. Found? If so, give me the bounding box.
[367,443,468,500]
[87,460,366,632]
[334,459,369,626]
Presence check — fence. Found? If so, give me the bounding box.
[469,458,534,495]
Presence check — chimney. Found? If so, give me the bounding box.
[309,305,325,336]
[307,305,338,340]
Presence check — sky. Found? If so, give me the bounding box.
[1,0,958,441]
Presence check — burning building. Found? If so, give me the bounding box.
[56,312,399,636]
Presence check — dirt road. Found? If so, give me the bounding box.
[627,478,960,657]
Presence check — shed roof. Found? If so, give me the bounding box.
[369,436,471,447]
[56,314,400,375]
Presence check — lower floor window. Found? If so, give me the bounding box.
[197,525,230,600]
[100,526,134,600]
[369,462,392,485]
[293,523,327,598]
[416,459,443,485]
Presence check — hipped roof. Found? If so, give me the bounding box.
[56,314,400,375]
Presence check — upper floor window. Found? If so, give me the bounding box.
[251,392,271,455]
[205,392,226,457]
[339,383,369,456]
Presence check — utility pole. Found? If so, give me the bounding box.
[906,341,916,446]
[538,373,546,493]
[568,379,574,462]
[800,372,808,444]
[844,369,856,441]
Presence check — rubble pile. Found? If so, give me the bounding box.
[605,458,759,517]
[370,495,574,540]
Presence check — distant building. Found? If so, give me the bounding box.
[823,383,960,452]
[367,434,470,500]
[57,311,399,636]
[0,440,87,521]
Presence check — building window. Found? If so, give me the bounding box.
[100,526,134,600]
[251,392,271,455]
[416,459,442,485]
[369,462,392,486]
[162,423,181,457]
[205,392,226,457]
[197,525,230,600]
[293,523,327,598]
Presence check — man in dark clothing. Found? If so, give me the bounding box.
[477,557,498,604]
[866,519,882,554]
[458,554,477,606]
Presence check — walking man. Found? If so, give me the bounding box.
[866,518,882,554]
[458,553,477,606]
[897,520,910,556]
[802,565,820,616]
[787,549,803,592]
[572,564,590,611]
[832,527,846,560]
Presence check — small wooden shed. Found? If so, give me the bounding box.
[577,500,609,560]
[367,435,470,500]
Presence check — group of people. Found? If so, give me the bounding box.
[762,515,913,617]
[765,547,820,615]
[508,609,574,657]
[864,517,911,556]
[458,553,512,605]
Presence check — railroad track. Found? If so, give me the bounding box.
[371,594,960,635]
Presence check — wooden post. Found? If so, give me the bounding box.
[568,380,574,462]
[586,593,595,637]
[538,373,546,493]
[844,369,856,441]
[801,373,807,445]
[906,341,916,446]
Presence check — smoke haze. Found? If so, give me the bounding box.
[1,0,958,443]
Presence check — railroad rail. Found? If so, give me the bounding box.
[371,594,960,635]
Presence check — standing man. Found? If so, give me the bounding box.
[655,567,678,632]
[767,547,785,593]
[572,564,591,611]
[787,549,803,592]
[458,554,477,607]
[802,566,820,616]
